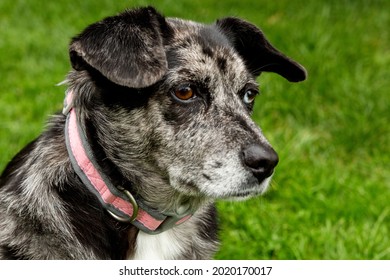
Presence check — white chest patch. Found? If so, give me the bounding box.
[130,230,187,260]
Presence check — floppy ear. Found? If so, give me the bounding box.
[69,7,171,88]
[216,17,307,82]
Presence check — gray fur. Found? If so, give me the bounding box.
[0,7,306,259]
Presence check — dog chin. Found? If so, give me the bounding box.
[197,176,273,201]
[221,176,273,200]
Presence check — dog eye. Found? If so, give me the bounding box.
[174,85,196,101]
[243,89,258,105]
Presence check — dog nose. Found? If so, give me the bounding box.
[242,144,279,181]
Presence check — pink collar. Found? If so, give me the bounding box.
[63,91,191,234]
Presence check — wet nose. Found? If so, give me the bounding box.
[242,144,279,182]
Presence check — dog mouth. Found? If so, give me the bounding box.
[221,177,272,200]
[169,173,272,201]
[219,190,261,200]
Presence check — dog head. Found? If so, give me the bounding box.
[67,7,306,209]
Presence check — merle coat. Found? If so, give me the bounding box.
[0,7,306,259]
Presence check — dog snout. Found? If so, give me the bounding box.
[242,144,279,182]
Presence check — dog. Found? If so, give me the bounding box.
[0,6,306,259]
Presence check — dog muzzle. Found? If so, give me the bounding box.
[63,90,192,235]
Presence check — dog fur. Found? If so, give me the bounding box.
[0,7,306,259]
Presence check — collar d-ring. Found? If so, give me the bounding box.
[107,188,139,223]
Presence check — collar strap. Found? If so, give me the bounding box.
[63,91,192,235]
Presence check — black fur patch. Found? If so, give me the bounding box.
[1,245,26,260]
[217,56,227,73]
[202,46,214,58]
[57,179,131,259]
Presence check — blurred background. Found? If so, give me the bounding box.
[0,0,389,259]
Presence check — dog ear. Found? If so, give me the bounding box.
[216,17,307,82]
[69,7,171,88]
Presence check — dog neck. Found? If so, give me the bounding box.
[63,90,193,235]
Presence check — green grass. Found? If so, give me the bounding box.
[1,0,389,259]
